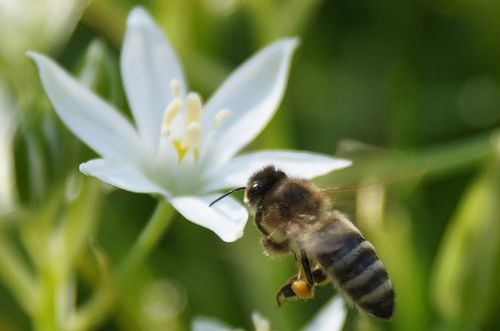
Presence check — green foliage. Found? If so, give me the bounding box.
[432,139,500,330]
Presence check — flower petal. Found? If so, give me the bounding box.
[170,194,247,242]
[121,7,186,151]
[191,316,234,331]
[28,52,142,161]
[201,38,298,165]
[203,150,351,192]
[80,159,169,196]
[302,296,347,331]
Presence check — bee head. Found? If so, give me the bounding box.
[244,165,287,207]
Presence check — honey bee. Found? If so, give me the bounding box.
[210,165,395,320]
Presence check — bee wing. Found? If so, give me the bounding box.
[286,212,357,257]
[280,215,322,249]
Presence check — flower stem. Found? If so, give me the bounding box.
[70,247,114,331]
[117,200,174,280]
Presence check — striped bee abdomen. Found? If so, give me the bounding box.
[313,221,395,320]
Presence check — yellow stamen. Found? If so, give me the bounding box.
[186,92,202,124]
[170,79,182,98]
[214,109,231,128]
[161,99,182,136]
[181,122,201,150]
[161,85,205,163]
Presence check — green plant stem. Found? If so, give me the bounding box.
[0,233,36,314]
[320,130,498,187]
[33,269,63,331]
[70,248,114,331]
[117,200,174,280]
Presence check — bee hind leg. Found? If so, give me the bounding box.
[276,276,315,307]
[275,267,330,307]
[298,248,314,286]
[276,280,299,307]
[276,250,317,307]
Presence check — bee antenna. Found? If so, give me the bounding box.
[209,187,246,207]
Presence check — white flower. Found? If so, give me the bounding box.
[251,312,270,331]
[191,316,238,331]
[28,7,350,242]
[302,296,347,331]
[191,296,347,331]
[0,0,87,63]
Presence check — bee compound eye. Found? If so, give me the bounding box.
[247,182,262,201]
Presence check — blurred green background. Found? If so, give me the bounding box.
[0,0,499,330]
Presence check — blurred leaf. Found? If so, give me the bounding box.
[83,1,128,49]
[14,120,48,206]
[319,132,494,188]
[431,137,500,330]
[70,242,114,331]
[77,39,123,107]
[2,0,500,329]
[62,176,103,269]
[0,230,36,314]
[18,187,62,269]
[19,176,103,272]
[0,0,88,66]
[243,0,324,44]
[358,196,429,331]
[16,177,105,330]
[0,80,19,214]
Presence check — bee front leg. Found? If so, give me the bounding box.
[261,237,290,254]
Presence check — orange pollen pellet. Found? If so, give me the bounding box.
[291,280,313,299]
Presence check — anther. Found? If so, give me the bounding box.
[181,122,201,150]
[170,79,182,98]
[186,92,202,124]
[161,99,182,136]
